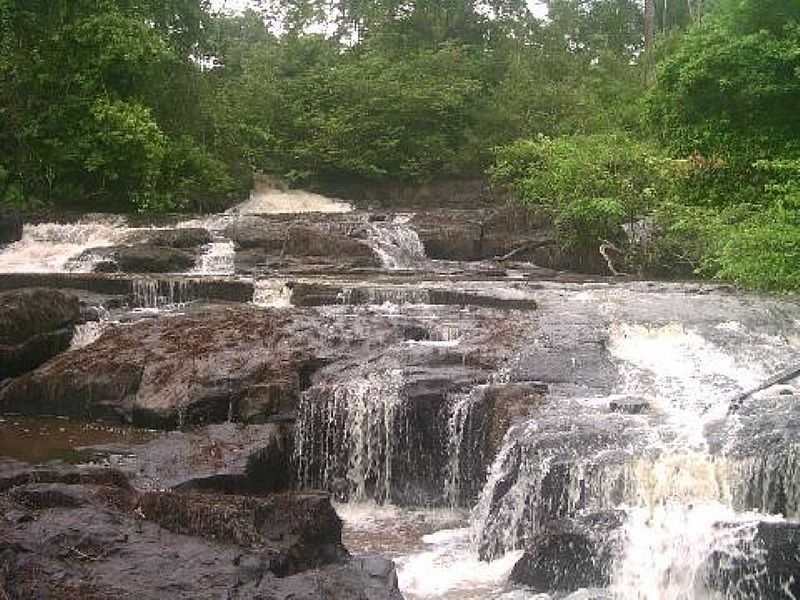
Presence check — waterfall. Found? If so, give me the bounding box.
[444,388,488,508]
[612,504,766,599]
[294,370,406,503]
[192,239,235,275]
[604,322,799,598]
[70,306,112,350]
[0,220,125,273]
[365,214,427,270]
[131,278,195,310]
[470,413,641,560]
[233,181,353,214]
[252,279,293,308]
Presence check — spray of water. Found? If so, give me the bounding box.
[0,221,126,273]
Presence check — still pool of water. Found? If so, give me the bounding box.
[0,416,158,464]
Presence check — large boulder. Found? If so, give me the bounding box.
[0,212,22,245]
[0,305,428,427]
[85,245,197,273]
[408,208,555,262]
[138,491,346,575]
[0,288,80,379]
[509,511,624,593]
[0,462,402,600]
[225,217,379,269]
[88,422,293,494]
[122,227,212,249]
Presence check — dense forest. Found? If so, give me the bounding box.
[0,0,798,290]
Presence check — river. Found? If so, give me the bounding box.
[1,185,799,599]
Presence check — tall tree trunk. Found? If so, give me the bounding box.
[644,0,655,48]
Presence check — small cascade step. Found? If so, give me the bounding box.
[0,273,254,306]
[289,282,538,310]
[294,368,498,507]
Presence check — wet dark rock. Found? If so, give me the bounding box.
[609,396,650,414]
[0,288,80,379]
[290,282,538,310]
[10,482,92,509]
[0,305,427,427]
[0,463,400,600]
[0,461,133,494]
[225,217,379,268]
[90,423,293,494]
[0,273,256,305]
[410,211,483,260]
[80,245,197,273]
[718,392,800,516]
[122,227,212,249]
[232,555,404,600]
[409,208,556,263]
[483,383,547,463]
[510,511,624,593]
[138,491,346,574]
[475,398,649,560]
[289,282,344,306]
[0,211,22,245]
[707,520,800,598]
[322,176,495,210]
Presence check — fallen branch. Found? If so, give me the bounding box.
[494,240,554,262]
[728,364,800,414]
[599,241,627,276]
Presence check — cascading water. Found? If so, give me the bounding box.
[252,279,293,307]
[444,388,486,508]
[365,214,427,270]
[192,239,235,275]
[131,277,196,310]
[605,321,800,599]
[234,181,353,215]
[70,305,112,350]
[294,369,406,503]
[0,220,126,272]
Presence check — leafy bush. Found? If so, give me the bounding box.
[646,2,800,161]
[490,134,666,250]
[651,158,800,291]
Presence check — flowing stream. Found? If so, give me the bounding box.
[2,189,800,600]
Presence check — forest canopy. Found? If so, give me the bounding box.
[0,0,798,290]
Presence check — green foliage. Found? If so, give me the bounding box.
[646,1,800,160]
[634,0,800,291]
[0,0,239,212]
[490,134,665,249]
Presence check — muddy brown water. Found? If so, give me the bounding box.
[0,416,158,464]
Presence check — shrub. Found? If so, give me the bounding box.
[490,133,666,251]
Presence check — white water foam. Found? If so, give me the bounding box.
[397,528,523,600]
[70,320,110,350]
[0,221,126,273]
[606,322,797,599]
[234,183,352,214]
[608,322,764,451]
[611,503,769,600]
[252,279,292,308]
[192,240,235,275]
[366,214,427,270]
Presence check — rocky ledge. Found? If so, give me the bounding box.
[0,288,81,380]
[0,459,402,600]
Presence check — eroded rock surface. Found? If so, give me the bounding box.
[0,288,80,379]
[0,212,22,245]
[0,461,402,600]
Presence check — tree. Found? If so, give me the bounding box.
[644,0,655,47]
